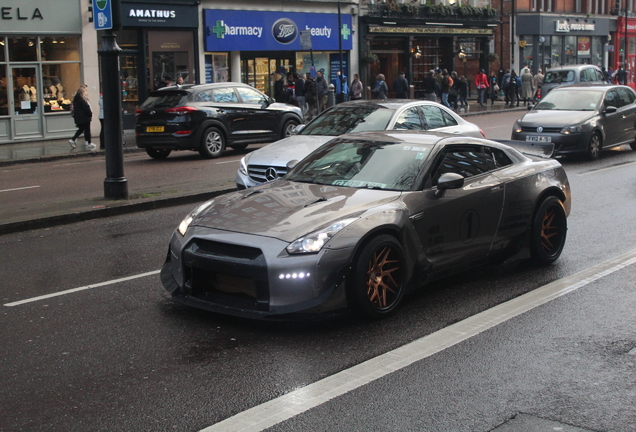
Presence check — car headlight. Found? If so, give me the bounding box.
[560,125,583,134]
[238,156,248,176]
[286,218,358,254]
[177,200,215,236]
[513,122,522,133]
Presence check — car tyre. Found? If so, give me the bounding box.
[231,143,249,152]
[630,141,636,151]
[530,196,567,266]
[348,235,405,319]
[199,127,226,159]
[585,132,601,160]
[281,119,299,139]
[145,148,171,159]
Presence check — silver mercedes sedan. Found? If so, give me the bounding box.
[236,100,485,189]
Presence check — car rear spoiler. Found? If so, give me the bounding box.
[494,140,554,159]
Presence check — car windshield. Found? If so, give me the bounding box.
[299,105,395,136]
[544,70,576,84]
[534,90,602,111]
[140,91,188,109]
[287,138,433,191]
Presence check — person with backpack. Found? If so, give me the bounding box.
[69,85,96,151]
[372,74,388,100]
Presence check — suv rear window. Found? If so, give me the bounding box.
[140,92,188,109]
[544,70,575,84]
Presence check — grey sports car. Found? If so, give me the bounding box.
[161,131,570,319]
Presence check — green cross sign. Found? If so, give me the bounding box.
[212,20,226,39]
[341,24,351,41]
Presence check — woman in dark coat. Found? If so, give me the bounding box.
[69,86,96,151]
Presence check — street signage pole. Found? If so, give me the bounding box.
[94,0,128,199]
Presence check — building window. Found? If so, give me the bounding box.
[0,65,7,116]
[8,37,38,62]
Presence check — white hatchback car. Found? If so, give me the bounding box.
[236,99,485,189]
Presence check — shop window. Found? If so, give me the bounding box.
[41,37,80,61]
[41,63,80,112]
[9,37,37,62]
[564,36,577,65]
[551,36,562,67]
[0,65,7,116]
[0,38,5,62]
[205,54,229,84]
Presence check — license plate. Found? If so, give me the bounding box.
[146,126,164,133]
[526,135,551,142]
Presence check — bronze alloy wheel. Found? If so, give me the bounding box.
[366,245,400,308]
[531,196,567,265]
[350,235,405,318]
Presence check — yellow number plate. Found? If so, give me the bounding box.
[146,126,164,132]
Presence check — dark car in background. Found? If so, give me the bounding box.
[135,83,302,159]
[541,64,607,96]
[512,84,636,160]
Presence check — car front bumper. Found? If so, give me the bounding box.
[161,226,354,319]
[511,131,590,156]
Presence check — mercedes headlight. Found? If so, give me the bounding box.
[177,200,215,236]
[286,218,358,254]
[238,156,248,176]
[560,125,583,134]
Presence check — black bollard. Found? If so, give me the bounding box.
[99,30,128,199]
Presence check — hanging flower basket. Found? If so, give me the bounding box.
[363,53,380,65]
[486,52,499,63]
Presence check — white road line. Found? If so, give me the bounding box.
[200,248,636,432]
[3,270,160,307]
[0,185,40,193]
[215,159,241,165]
[577,161,636,176]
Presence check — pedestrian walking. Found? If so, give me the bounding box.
[502,69,511,106]
[69,85,96,151]
[332,70,348,104]
[615,66,627,85]
[475,69,489,107]
[273,72,286,103]
[98,93,105,150]
[449,71,460,110]
[372,74,388,100]
[488,71,499,106]
[315,69,329,112]
[508,69,519,107]
[533,68,544,102]
[440,69,452,108]
[393,72,409,99]
[295,73,307,119]
[458,76,469,110]
[423,70,438,101]
[520,68,535,105]
[305,75,317,121]
[349,73,363,100]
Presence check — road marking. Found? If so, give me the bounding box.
[200,248,636,432]
[0,185,40,193]
[3,270,160,307]
[577,160,636,176]
[215,159,241,165]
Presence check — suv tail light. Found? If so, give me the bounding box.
[165,106,198,116]
[135,108,143,116]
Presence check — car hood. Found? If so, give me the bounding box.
[246,135,333,166]
[191,180,402,242]
[519,110,595,126]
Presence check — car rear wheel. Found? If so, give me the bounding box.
[281,119,299,139]
[348,235,405,319]
[199,127,225,159]
[530,196,567,265]
[586,132,601,160]
[145,148,171,159]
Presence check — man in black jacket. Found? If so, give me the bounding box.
[393,72,409,99]
[295,73,307,119]
[316,70,329,113]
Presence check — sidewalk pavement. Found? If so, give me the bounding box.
[0,99,527,235]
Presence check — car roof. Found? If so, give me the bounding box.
[334,99,445,110]
[157,82,256,92]
[545,64,601,72]
[549,83,629,91]
[336,130,494,147]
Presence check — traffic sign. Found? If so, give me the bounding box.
[93,0,113,30]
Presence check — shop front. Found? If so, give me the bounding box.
[613,17,636,87]
[0,2,83,144]
[98,0,199,129]
[202,9,353,98]
[516,15,613,74]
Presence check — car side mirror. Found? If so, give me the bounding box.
[604,105,617,114]
[286,159,299,172]
[435,172,464,198]
[527,104,534,110]
[293,124,306,134]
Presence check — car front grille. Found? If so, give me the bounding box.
[182,239,269,311]
[520,126,562,133]
[247,164,287,184]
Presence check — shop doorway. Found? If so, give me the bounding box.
[10,66,42,139]
[241,55,295,98]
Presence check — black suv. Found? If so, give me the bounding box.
[135,83,302,159]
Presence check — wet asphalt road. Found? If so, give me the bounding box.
[2,112,636,431]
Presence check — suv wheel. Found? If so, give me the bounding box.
[281,119,299,139]
[199,127,226,159]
